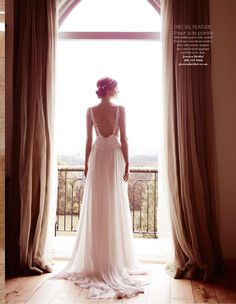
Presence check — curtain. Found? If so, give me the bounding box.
[6,0,58,275]
[160,0,225,281]
[157,0,174,260]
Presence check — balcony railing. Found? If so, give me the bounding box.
[56,166,158,238]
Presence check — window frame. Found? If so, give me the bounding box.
[58,0,161,41]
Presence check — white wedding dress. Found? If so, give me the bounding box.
[52,105,149,299]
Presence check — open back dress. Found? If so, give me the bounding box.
[52,105,149,299]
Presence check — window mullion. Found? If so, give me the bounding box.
[59,32,160,40]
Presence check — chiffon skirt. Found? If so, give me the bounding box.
[52,135,149,299]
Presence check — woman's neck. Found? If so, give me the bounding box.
[101,97,111,104]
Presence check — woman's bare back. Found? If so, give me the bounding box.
[91,103,120,137]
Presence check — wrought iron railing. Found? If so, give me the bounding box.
[56,166,158,238]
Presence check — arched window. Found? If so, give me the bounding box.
[59,0,161,33]
[56,0,161,166]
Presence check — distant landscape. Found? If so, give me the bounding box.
[57,153,158,168]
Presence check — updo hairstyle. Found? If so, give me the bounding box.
[96,77,118,98]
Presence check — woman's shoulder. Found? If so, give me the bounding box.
[87,104,99,114]
[113,105,125,117]
[89,103,100,110]
[88,104,125,113]
[86,105,96,119]
[118,105,126,115]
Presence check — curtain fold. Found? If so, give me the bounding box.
[6,0,58,275]
[161,0,225,281]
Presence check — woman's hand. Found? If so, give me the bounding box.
[84,165,88,178]
[123,164,129,182]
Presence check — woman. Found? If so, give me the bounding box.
[52,77,149,299]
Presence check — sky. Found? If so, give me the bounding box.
[55,0,162,157]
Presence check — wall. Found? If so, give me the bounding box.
[210,0,236,259]
[0,0,5,301]
[5,0,13,178]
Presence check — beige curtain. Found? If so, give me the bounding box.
[6,0,58,275]
[161,0,225,281]
[6,0,80,276]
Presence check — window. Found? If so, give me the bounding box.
[56,0,161,167]
[60,0,161,32]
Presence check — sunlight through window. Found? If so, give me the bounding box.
[60,0,161,32]
[56,0,162,168]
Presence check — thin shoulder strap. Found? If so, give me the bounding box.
[112,106,120,135]
[90,107,100,135]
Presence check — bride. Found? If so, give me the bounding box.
[52,77,149,299]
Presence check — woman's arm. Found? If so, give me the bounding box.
[84,107,93,177]
[119,106,129,182]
